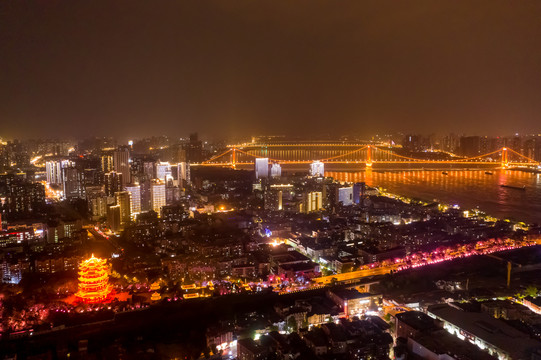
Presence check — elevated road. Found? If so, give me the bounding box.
[313,265,399,285]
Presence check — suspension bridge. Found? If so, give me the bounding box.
[193,143,540,169]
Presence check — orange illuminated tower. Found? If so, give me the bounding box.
[501,147,509,167]
[366,145,372,167]
[76,255,111,303]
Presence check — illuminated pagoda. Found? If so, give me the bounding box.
[76,254,111,303]
[150,281,160,292]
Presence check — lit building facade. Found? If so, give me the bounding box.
[100,154,113,173]
[107,205,121,232]
[151,182,166,215]
[86,186,108,220]
[255,158,269,179]
[338,186,353,206]
[156,162,172,181]
[270,163,282,178]
[62,166,85,199]
[46,159,73,185]
[310,161,324,177]
[125,184,141,216]
[115,191,131,229]
[103,171,123,196]
[176,162,190,187]
[303,191,323,213]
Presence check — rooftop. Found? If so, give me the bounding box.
[428,304,541,359]
[412,329,496,360]
[329,288,374,301]
[395,311,440,333]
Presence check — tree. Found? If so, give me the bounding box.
[525,285,539,298]
[287,316,298,333]
[268,325,279,332]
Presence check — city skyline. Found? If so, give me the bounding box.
[3,2,541,359]
[2,1,541,139]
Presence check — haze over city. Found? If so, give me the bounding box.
[3,2,541,360]
[2,1,541,140]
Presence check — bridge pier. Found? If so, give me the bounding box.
[501,147,508,168]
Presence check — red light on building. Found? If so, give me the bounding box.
[76,254,111,303]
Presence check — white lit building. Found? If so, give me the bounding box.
[176,162,190,186]
[46,159,73,185]
[125,184,141,216]
[46,161,62,184]
[62,166,85,199]
[310,161,324,177]
[156,162,172,182]
[270,163,282,178]
[255,158,269,179]
[338,186,354,206]
[151,183,166,215]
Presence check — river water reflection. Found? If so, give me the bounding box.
[325,170,541,224]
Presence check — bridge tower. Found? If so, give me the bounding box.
[366,145,373,167]
[232,148,236,169]
[501,147,509,168]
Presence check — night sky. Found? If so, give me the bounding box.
[1,1,540,140]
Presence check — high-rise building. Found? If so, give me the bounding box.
[1,177,45,216]
[100,154,113,173]
[353,182,366,205]
[139,180,152,212]
[175,147,187,163]
[46,159,73,185]
[310,161,324,177]
[0,143,9,172]
[402,134,430,152]
[125,184,141,216]
[62,166,85,199]
[9,140,30,168]
[104,171,123,196]
[129,155,156,184]
[304,191,323,213]
[46,160,62,184]
[143,161,155,179]
[151,182,166,215]
[459,136,481,157]
[270,163,282,178]
[184,133,203,163]
[264,184,291,211]
[255,158,269,179]
[115,191,131,229]
[113,146,130,185]
[166,184,180,205]
[176,162,190,187]
[156,162,172,181]
[107,205,121,233]
[338,186,353,206]
[86,186,108,221]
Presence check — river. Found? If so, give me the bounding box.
[325,170,541,224]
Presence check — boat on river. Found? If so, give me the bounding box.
[500,184,526,191]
